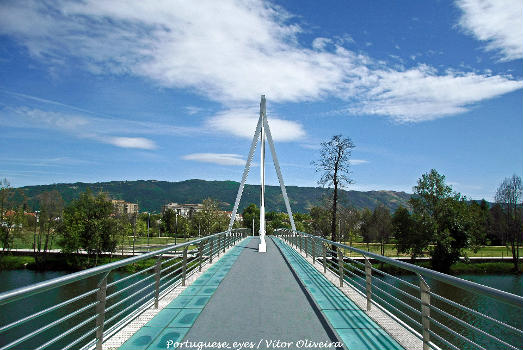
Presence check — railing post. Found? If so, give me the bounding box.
[305,236,308,257]
[182,247,188,286]
[95,272,109,350]
[210,238,214,263]
[419,274,431,350]
[198,241,203,272]
[312,237,316,264]
[223,234,226,253]
[323,243,327,273]
[365,257,372,311]
[217,235,221,257]
[299,235,303,252]
[338,248,344,287]
[154,258,161,309]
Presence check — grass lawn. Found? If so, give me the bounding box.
[339,242,522,258]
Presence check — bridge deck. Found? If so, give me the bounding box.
[116,237,405,350]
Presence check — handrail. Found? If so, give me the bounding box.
[0,228,249,350]
[275,229,523,350]
[0,230,242,306]
[277,228,523,308]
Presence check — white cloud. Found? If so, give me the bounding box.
[351,159,369,165]
[348,65,523,122]
[456,0,523,61]
[106,137,156,150]
[183,153,245,166]
[0,0,521,122]
[206,108,306,141]
[2,107,160,150]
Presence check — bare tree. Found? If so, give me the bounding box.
[313,135,355,242]
[495,174,522,271]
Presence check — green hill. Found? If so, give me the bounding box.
[16,179,412,213]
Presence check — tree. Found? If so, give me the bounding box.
[495,175,523,271]
[162,209,177,236]
[372,205,392,256]
[35,191,64,266]
[193,198,228,236]
[313,135,355,243]
[309,205,331,237]
[57,190,117,265]
[339,206,360,246]
[242,204,260,235]
[359,208,373,251]
[410,169,474,272]
[487,204,506,245]
[0,179,14,252]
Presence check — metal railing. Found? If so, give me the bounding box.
[275,229,523,350]
[0,229,249,350]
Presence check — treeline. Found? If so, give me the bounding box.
[0,179,242,269]
[304,170,522,272]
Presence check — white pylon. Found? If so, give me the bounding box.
[259,96,267,253]
[226,95,297,253]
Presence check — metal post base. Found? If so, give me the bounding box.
[258,236,267,252]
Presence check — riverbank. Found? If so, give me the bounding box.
[374,260,523,275]
[0,254,162,273]
[1,253,521,275]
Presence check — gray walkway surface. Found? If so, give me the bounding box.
[183,237,343,350]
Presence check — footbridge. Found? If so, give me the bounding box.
[0,229,522,350]
[1,96,522,350]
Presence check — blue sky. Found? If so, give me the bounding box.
[0,0,522,201]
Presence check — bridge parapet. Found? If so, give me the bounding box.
[274,228,523,350]
[0,228,249,350]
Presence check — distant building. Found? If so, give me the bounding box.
[162,203,203,218]
[111,200,139,216]
[224,211,243,222]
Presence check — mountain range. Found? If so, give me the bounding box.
[16,179,412,213]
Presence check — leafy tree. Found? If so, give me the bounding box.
[339,206,360,246]
[392,206,428,260]
[359,208,373,251]
[162,209,177,236]
[410,169,475,272]
[242,204,260,235]
[372,205,392,256]
[57,190,117,265]
[313,135,355,243]
[309,205,331,237]
[487,204,506,245]
[495,175,523,271]
[193,198,228,236]
[35,190,63,266]
[0,179,15,252]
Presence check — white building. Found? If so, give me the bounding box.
[162,203,203,218]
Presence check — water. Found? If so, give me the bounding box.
[0,269,156,350]
[373,273,523,350]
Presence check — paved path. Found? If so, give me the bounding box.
[182,237,342,350]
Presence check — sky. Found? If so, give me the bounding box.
[0,0,522,201]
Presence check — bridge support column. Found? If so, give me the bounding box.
[365,257,372,311]
[259,97,267,253]
[419,275,431,350]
